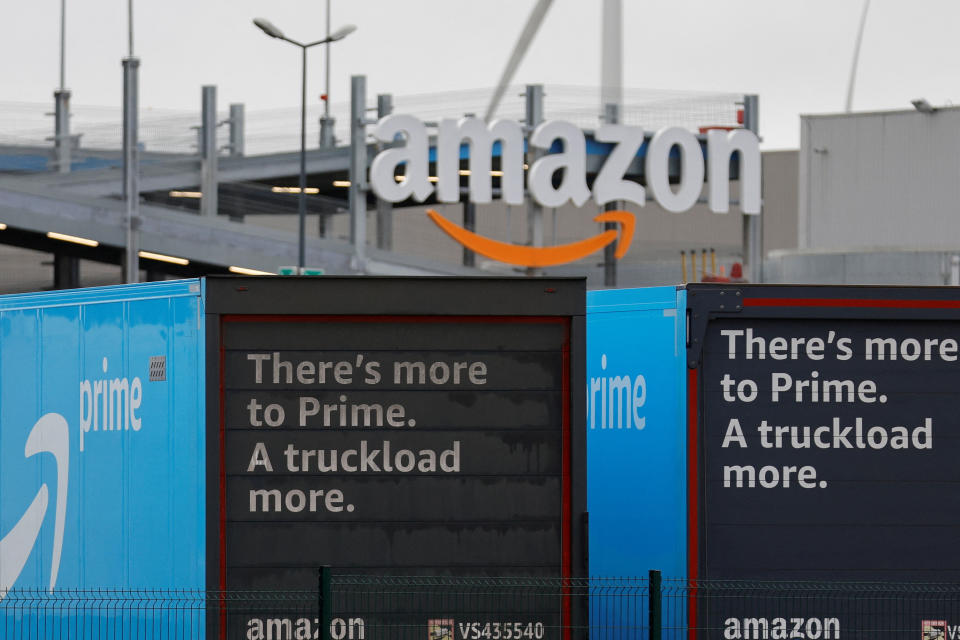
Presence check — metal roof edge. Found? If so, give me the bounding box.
[587,285,682,313]
[800,105,960,120]
[0,278,203,311]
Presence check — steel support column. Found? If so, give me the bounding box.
[53,254,79,290]
[122,56,140,283]
[602,103,621,288]
[349,75,367,271]
[462,200,477,267]
[375,93,393,250]
[200,85,218,217]
[228,103,245,157]
[525,85,544,277]
[600,0,623,112]
[742,94,762,283]
[53,90,72,173]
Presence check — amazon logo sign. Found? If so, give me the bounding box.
[369,115,761,267]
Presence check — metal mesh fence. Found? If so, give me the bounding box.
[0,85,742,157]
[4,576,960,639]
[0,101,202,154]
[0,588,320,640]
[329,575,646,640]
[662,579,960,640]
[383,85,742,135]
[0,588,200,639]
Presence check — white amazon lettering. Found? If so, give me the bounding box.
[368,114,761,214]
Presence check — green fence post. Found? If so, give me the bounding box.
[649,570,662,640]
[319,566,332,640]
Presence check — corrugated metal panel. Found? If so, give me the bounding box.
[0,278,203,311]
[586,284,681,312]
[587,286,687,582]
[687,283,960,592]
[800,107,960,250]
[766,249,959,285]
[0,280,204,597]
[206,277,587,601]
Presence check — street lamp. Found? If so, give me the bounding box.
[253,18,357,273]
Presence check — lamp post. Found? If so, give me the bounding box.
[319,0,336,148]
[53,0,71,174]
[253,18,356,274]
[123,0,139,284]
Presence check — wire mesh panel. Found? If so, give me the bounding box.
[587,578,649,640]
[662,580,960,640]
[0,588,325,640]
[4,579,960,639]
[330,575,649,640]
[0,86,743,156]
[0,589,207,640]
[219,590,321,640]
[330,576,573,640]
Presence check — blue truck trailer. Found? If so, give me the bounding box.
[0,276,587,639]
[0,280,206,634]
[13,277,960,637]
[586,285,687,580]
[589,283,960,636]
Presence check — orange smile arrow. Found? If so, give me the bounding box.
[426,209,635,268]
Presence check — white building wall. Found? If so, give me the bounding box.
[800,107,960,250]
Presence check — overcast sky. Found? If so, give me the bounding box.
[3,0,959,149]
